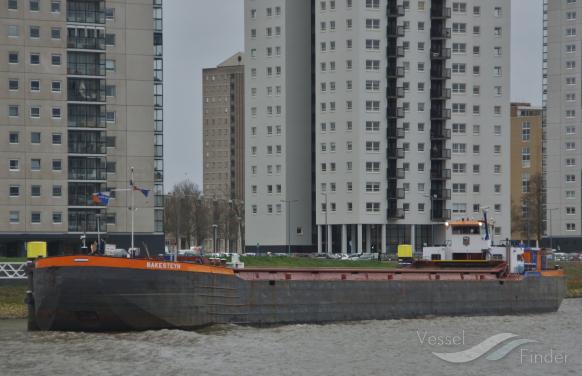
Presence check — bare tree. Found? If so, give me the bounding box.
[164,180,207,249]
[511,173,543,244]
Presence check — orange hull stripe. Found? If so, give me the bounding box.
[35,256,235,276]
[541,270,565,277]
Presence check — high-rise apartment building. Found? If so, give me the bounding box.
[544,0,582,251]
[245,0,510,253]
[244,0,313,252]
[0,0,164,255]
[203,52,245,201]
[545,0,582,250]
[510,103,542,243]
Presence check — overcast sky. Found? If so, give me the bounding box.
[163,0,543,191]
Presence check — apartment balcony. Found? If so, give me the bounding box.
[68,131,106,155]
[67,61,105,76]
[430,128,451,140]
[386,86,405,98]
[430,27,451,39]
[387,188,405,200]
[430,67,452,79]
[430,108,451,120]
[387,147,405,159]
[68,209,106,233]
[431,189,451,201]
[68,182,106,206]
[68,78,106,103]
[386,65,405,78]
[68,168,107,181]
[387,106,405,119]
[387,25,405,37]
[68,156,106,181]
[387,208,405,220]
[431,209,451,221]
[430,148,451,160]
[387,168,405,180]
[68,104,106,128]
[387,127,405,139]
[430,7,451,19]
[67,36,105,50]
[430,87,451,99]
[387,4,405,17]
[430,169,451,180]
[430,47,451,60]
[67,0,105,24]
[387,46,405,58]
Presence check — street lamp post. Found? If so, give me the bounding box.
[212,224,218,254]
[548,207,558,250]
[424,194,437,245]
[281,199,298,255]
[96,213,102,253]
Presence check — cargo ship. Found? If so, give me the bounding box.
[27,253,565,332]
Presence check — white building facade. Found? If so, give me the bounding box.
[244,0,313,252]
[245,0,510,253]
[545,0,582,250]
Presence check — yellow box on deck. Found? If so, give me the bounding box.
[27,241,47,259]
[397,244,413,259]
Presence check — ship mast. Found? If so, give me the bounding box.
[130,166,135,255]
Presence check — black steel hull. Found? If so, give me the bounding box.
[31,266,566,331]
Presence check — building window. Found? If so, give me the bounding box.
[31,212,41,224]
[8,79,19,91]
[52,212,63,224]
[521,122,530,141]
[31,185,41,197]
[8,25,19,37]
[9,52,19,64]
[9,211,19,224]
[52,159,62,171]
[105,59,116,71]
[51,0,60,13]
[9,105,19,117]
[106,111,116,123]
[30,53,40,65]
[9,132,19,144]
[52,133,62,145]
[51,27,61,39]
[30,107,40,118]
[31,132,41,144]
[29,25,40,38]
[9,185,20,197]
[9,159,19,171]
[52,107,61,119]
[31,159,41,171]
[29,0,39,11]
[51,81,61,92]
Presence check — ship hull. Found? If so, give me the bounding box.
[31,260,566,331]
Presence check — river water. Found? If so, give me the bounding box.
[1,299,580,376]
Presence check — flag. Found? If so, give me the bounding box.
[134,186,150,197]
[91,192,110,206]
[130,179,150,197]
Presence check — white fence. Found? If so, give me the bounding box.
[0,263,27,279]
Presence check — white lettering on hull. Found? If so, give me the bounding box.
[145,262,182,270]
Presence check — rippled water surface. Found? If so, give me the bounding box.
[1,299,581,376]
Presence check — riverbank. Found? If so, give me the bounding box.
[562,262,582,298]
[241,256,397,268]
[0,286,26,319]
